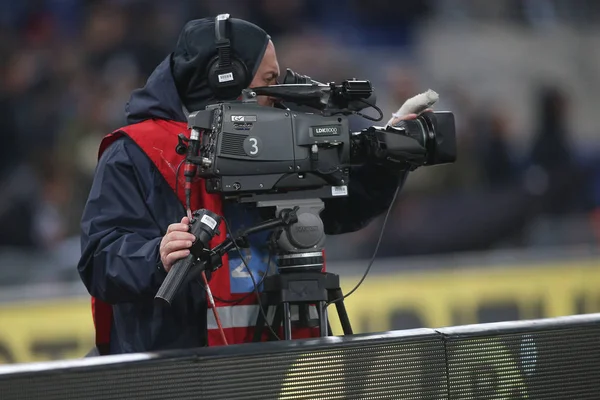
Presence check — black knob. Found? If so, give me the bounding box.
[176,133,189,155]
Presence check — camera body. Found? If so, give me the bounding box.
[188,102,352,202]
[183,71,456,204]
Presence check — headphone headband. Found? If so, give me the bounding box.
[215,14,230,45]
[215,14,231,68]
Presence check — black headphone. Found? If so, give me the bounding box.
[206,14,249,99]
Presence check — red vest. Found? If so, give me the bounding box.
[93,118,319,351]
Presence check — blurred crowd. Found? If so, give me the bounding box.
[0,0,599,269]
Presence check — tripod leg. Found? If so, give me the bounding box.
[253,306,266,342]
[269,304,283,341]
[298,304,309,327]
[331,289,353,335]
[254,293,270,342]
[317,301,328,337]
[282,302,292,340]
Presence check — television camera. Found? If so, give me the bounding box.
[155,69,457,341]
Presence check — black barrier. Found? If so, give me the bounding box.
[0,314,599,400]
[439,315,600,399]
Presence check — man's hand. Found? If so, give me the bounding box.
[387,89,439,127]
[387,111,423,126]
[160,216,196,272]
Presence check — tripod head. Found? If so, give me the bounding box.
[258,199,326,273]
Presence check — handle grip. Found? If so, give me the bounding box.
[155,254,197,306]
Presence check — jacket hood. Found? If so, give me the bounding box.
[125,55,187,124]
[125,16,270,125]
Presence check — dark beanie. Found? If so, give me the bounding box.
[171,16,270,112]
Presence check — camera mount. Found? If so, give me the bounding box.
[154,200,354,341]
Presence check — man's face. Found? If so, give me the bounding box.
[248,40,280,107]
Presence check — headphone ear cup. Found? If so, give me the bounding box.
[207,55,249,100]
[206,55,221,93]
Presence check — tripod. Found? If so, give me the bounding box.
[253,271,353,341]
[250,198,353,341]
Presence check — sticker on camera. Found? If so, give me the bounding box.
[201,214,218,230]
[331,186,348,196]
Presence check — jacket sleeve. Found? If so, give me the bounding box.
[77,137,170,304]
[321,164,407,235]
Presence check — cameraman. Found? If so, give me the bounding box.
[78,15,418,355]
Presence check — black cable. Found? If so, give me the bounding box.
[316,166,341,175]
[178,155,262,305]
[354,99,384,122]
[178,151,275,335]
[327,170,409,306]
[174,138,276,337]
[219,216,281,341]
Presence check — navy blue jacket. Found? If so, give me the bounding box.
[77,55,404,354]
